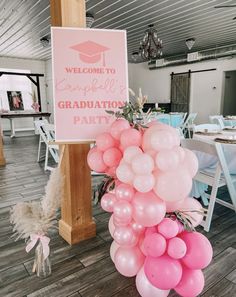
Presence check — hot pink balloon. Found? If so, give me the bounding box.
[175,267,205,297]
[132,153,154,174]
[87,148,107,173]
[132,191,166,227]
[167,237,187,259]
[115,183,134,201]
[110,240,120,263]
[113,200,133,224]
[156,149,180,172]
[145,226,157,237]
[178,197,204,227]
[154,169,192,202]
[144,255,183,290]
[143,233,167,257]
[183,148,198,177]
[136,267,170,297]
[101,193,117,213]
[116,163,134,184]
[120,128,142,150]
[133,174,155,193]
[113,226,138,247]
[108,215,115,237]
[96,132,116,151]
[180,231,213,269]
[110,119,130,140]
[157,218,179,239]
[114,246,145,277]
[103,147,122,167]
[123,146,143,164]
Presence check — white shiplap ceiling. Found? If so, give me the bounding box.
[0,0,236,61]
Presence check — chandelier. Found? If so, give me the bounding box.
[139,24,163,61]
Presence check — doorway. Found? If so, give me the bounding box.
[222,71,236,116]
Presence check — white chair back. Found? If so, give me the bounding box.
[181,113,197,138]
[209,115,225,129]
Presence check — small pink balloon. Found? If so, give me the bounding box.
[132,191,166,227]
[130,220,145,234]
[177,197,204,227]
[173,146,186,162]
[123,146,143,164]
[155,149,180,172]
[167,237,187,259]
[144,255,183,290]
[113,226,138,247]
[110,119,130,140]
[115,246,145,277]
[87,148,107,173]
[110,240,120,263]
[180,232,213,269]
[101,193,117,212]
[96,132,115,151]
[165,198,184,212]
[183,148,198,177]
[131,153,154,174]
[139,234,147,256]
[108,215,115,237]
[145,149,157,159]
[115,183,135,201]
[113,200,133,224]
[120,128,142,150]
[133,174,155,193]
[143,233,167,257]
[116,163,134,184]
[103,147,122,167]
[157,218,179,239]
[175,267,205,297]
[136,266,170,297]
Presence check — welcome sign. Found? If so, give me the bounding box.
[51,27,129,141]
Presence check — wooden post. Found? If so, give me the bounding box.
[50,0,96,244]
[0,134,6,166]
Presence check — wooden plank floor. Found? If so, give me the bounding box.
[0,135,236,297]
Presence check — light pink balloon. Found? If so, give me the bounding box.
[150,130,176,152]
[110,119,130,140]
[116,163,134,184]
[115,183,135,201]
[113,226,139,247]
[133,174,155,193]
[101,193,117,212]
[110,240,120,263]
[120,128,142,150]
[136,266,170,297]
[132,191,166,227]
[113,200,133,225]
[143,233,167,257]
[167,237,187,259]
[103,147,122,167]
[178,197,204,227]
[96,132,116,151]
[108,215,115,237]
[123,146,143,164]
[131,153,154,174]
[144,255,183,290]
[157,218,179,239]
[105,166,117,177]
[87,148,107,173]
[130,220,145,234]
[155,149,180,172]
[183,148,198,177]
[115,246,145,277]
[173,146,186,162]
[175,267,205,297]
[145,149,157,159]
[139,234,147,256]
[180,232,213,269]
[165,198,185,212]
[154,169,192,202]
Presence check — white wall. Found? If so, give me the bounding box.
[0,57,47,131]
[128,57,236,123]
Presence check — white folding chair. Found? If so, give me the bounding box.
[181,139,236,231]
[209,115,225,129]
[193,123,221,133]
[34,120,59,171]
[181,113,197,138]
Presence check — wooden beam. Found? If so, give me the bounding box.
[50,0,96,245]
[0,132,6,166]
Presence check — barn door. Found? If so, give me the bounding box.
[170,72,191,112]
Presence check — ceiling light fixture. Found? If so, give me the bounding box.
[40,36,50,47]
[185,38,196,50]
[139,24,163,61]
[131,51,139,62]
[86,12,95,28]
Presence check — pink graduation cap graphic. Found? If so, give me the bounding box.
[70,40,109,67]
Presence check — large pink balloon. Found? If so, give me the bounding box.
[155,149,180,172]
[167,237,187,259]
[143,233,167,257]
[165,199,184,212]
[178,197,204,227]
[120,128,142,150]
[150,130,177,152]
[113,200,133,225]
[113,226,138,247]
[96,132,116,151]
[103,148,122,167]
[116,163,134,184]
[175,267,205,297]
[115,183,135,201]
[183,148,198,177]
[132,191,166,227]
[144,255,183,290]
[154,169,192,202]
[173,146,186,162]
[110,119,130,140]
[110,240,120,262]
[136,266,170,297]
[180,231,213,269]
[123,146,143,164]
[108,215,115,237]
[133,174,155,193]
[101,193,117,212]
[157,218,179,239]
[115,246,145,277]
[131,153,154,174]
[87,148,107,173]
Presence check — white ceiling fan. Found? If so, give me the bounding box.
[214,4,236,20]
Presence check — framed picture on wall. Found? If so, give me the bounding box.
[7,91,24,111]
